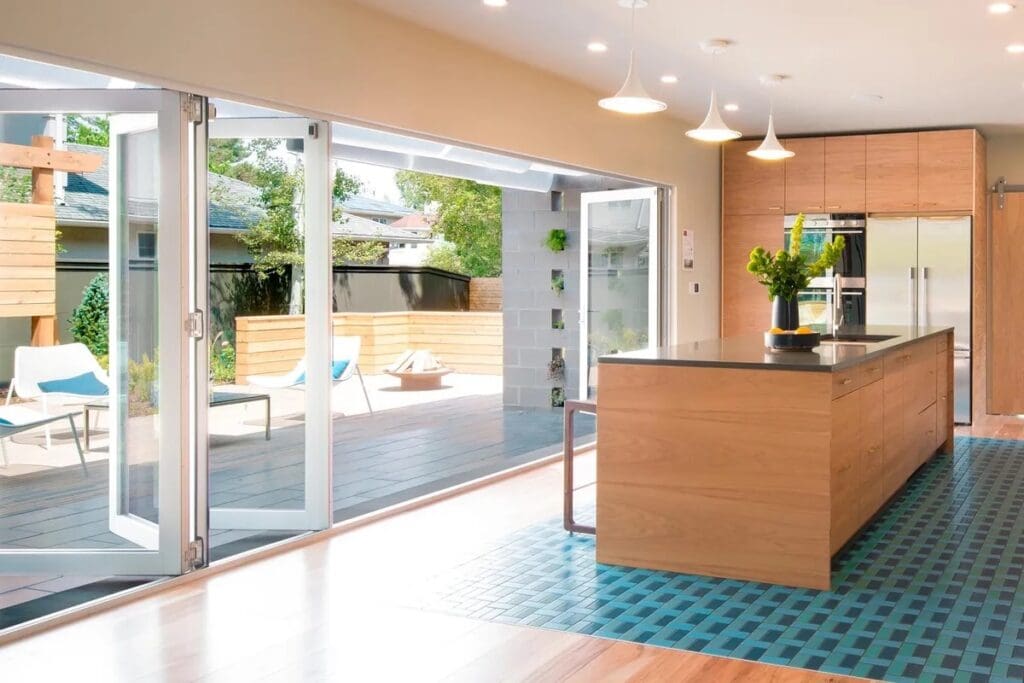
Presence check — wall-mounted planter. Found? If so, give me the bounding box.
[551,309,565,330]
[551,386,565,408]
[547,348,565,381]
[551,269,565,294]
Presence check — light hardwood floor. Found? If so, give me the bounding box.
[0,452,869,682]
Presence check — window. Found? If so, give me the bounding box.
[138,231,156,259]
[372,216,388,224]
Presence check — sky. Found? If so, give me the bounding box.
[335,159,403,205]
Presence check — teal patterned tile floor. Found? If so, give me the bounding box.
[416,437,1024,682]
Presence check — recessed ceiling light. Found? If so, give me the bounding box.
[723,103,740,112]
[989,2,1016,14]
[587,41,608,53]
[1007,43,1024,53]
[660,74,678,84]
[482,0,508,7]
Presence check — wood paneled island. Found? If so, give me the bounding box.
[596,326,953,590]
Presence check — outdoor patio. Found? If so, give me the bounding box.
[0,372,594,554]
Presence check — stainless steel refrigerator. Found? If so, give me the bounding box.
[865,216,971,423]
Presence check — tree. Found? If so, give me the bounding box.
[422,242,467,275]
[69,273,110,358]
[395,171,501,277]
[66,115,110,147]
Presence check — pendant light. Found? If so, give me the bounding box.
[686,39,741,142]
[598,0,667,115]
[748,75,794,160]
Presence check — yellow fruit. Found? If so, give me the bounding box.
[769,327,784,334]
[795,326,814,335]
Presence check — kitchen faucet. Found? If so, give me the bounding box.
[832,273,844,336]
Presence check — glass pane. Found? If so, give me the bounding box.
[0,111,164,553]
[206,113,309,559]
[585,196,652,399]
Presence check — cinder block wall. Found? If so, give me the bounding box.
[501,189,581,408]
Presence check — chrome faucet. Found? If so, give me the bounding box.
[832,273,844,336]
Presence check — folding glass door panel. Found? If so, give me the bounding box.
[0,89,190,576]
[579,188,660,400]
[199,107,331,558]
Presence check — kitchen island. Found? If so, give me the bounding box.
[596,325,953,590]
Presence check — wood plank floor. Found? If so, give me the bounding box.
[0,453,866,682]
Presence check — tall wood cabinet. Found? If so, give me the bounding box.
[721,214,782,336]
[784,137,825,213]
[723,140,785,216]
[824,135,866,212]
[918,130,975,212]
[866,132,919,212]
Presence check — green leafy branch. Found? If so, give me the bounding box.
[746,213,845,301]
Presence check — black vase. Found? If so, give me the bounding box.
[771,296,800,330]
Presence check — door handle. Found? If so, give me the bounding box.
[919,266,929,327]
[908,267,916,327]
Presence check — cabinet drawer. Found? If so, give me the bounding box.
[914,402,938,466]
[832,366,864,399]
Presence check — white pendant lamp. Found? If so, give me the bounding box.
[687,90,741,142]
[599,1,666,115]
[748,75,794,160]
[686,39,741,142]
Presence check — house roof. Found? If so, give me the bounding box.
[338,195,414,218]
[57,143,262,230]
[389,212,432,230]
[333,212,433,243]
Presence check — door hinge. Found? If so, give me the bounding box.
[186,538,205,570]
[308,122,320,140]
[185,310,205,339]
[185,94,205,123]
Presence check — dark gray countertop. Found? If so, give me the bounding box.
[599,325,953,372]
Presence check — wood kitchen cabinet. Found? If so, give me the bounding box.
[723,140,785,215]
[824,135,866,212]
[919,130,975,212]
[721,214,782,336]
[881,338,939,501]
[867,132,919,212]
[784,137,825,213]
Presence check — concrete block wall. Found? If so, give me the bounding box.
[502,189,581,408]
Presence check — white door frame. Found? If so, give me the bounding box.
[0,89,190,575]
[203,115,333,534]
[578,187,661,400]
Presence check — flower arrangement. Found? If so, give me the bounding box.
[746,213,845,301]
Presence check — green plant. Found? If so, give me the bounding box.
[128,353,158,405]
[544,229,568,252]
[747,213,845,301]
[552,319,565,330]
[211,340,236,384]
[69,273,109,357]
[551,386,566,408]
[551,273,565,293]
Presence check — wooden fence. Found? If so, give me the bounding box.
[468,277,502,311]
[235,311,502,382]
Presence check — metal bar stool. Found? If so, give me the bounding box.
[563,398,596,535]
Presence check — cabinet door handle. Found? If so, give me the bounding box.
[926,429,935,435]
[900,354,911,361]
[868,367,880,373]
[827,205,841,210]
[841,378,853,385]
[768,205,783,211]
[868,445,880,454]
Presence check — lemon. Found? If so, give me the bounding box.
[769,327,784,334]
[795,326,814,335]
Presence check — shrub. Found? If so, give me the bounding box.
[70,274,109,357]
[211,342,236,384]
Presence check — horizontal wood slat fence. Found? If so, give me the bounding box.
[235,311,502,382]
[468,277,502,311]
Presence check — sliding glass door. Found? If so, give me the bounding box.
[578,187,660,400]
[0,89,191,575]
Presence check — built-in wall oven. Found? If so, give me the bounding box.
[783,214,866,329]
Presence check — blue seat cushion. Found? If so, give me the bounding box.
[294,360,349,386]
[38,372,109,396]
[0,416,11,426]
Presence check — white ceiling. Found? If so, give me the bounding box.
[358,0,1024,137]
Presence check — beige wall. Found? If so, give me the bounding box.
[987,132,1024,184]
[0,0,721,343]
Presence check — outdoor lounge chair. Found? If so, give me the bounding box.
[6,342,110,449]
[247,336,373,414]
[0,405,87,476]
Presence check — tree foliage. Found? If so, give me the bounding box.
[70,273,110,357]
[395,171,501,277]
[422,242,467,275]
[0,167,30,203]
[66,115,110,147]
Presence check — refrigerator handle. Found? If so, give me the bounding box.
[920,266,929,327]
[908,266,917,327]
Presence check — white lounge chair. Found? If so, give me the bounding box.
[0,405,87,476]
[247,336,373,414]
[6,343,110,448]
